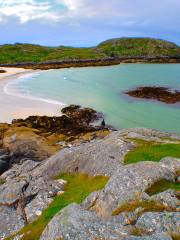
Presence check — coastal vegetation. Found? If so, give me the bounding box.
[8,173,108,240]
[124,140,180,164]
[146,179,180,196]
[0,37,179,64]
[98,38,180,57]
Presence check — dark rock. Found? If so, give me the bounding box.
[12,105,103,136]
[125,86,180,104]
[0,160,9,175]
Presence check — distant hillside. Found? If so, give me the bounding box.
[0,38,179,64]
[97,38,180,57]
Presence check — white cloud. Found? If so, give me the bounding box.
[0,0,61,23]
[0,0,180,29]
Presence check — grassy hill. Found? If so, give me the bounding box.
[0,38,179,64]
[98,38,180,57]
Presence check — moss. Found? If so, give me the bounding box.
[171,233,180,240]
[146,179,180,196]
[0,178,6,185]
[112,199,168,216]
[8,173,108,240]
[124,139,180,164]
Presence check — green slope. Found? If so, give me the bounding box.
[0,37,179,64]
[98,37,180,57]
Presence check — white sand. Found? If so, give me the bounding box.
[0,67,63,123]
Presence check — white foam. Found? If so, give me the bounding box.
[3,72,66,107]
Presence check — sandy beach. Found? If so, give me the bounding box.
[0,67,62,123]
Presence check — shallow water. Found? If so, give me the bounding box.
[6,64,180,132]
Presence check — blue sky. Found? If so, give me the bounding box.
[0,0,179,46]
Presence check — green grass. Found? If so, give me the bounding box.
[8,173,108,240]
[112,199,169,217]
[146,179,180,196]
[98,37,180,57]
[124,140,180,164]
[0,37,179,64]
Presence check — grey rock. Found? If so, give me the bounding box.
[160,157,180,174]
[136,212,180,235]
[25,193,53,223]
[40,203,132,240]
[150,190,180,210]
[0,205,25,239]
[124,233,172,240]
[33,131,134,178]
[1,160,40,181]
[121,128,180,141]
[0,178,28,205]
[90,161,176,218]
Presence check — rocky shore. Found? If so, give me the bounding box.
[0,107,179,239]
[125,86,180,104]
[0,56,180,70]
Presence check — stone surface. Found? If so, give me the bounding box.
[0,205,25,239]
[1,128,180,239]
[90,161,177,218]
[124,233,172,240]
[150,190,180,210]
[136,212,180,235]
[33,131,134,178]
[40,203,132,240]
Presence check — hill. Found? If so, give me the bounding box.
[0,37,179,64]
[97,37,180,57]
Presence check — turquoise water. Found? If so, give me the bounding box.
[7,64,180,132]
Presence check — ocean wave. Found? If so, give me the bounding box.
[3,73,66,107]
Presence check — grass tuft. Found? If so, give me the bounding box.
[124,140,180,164]
[146,179,180,196]
[7,173,108,240]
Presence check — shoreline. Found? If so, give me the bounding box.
[1,56,180,70]
[0,67,64,123]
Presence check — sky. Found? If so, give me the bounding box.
[0,0,179,47]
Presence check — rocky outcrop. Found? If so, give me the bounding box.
[0,105,109,175]
[33,130,133,178]
[1,56,180,70]
[0,128,180,239]
[125,86,180,104]
[136,212,180,236]
[89,159,179,218]
[40,203,133,240]
[0,160,66,239]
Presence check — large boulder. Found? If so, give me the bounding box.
[33,131,133,178]
[89,160,177,218]
[40,203,132,240]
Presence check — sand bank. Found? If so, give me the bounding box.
[0,67,63,123]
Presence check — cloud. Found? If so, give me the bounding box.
[0,0,63,23]
[0,0,179,45]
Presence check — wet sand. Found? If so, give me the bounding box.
[0,67,63,123]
